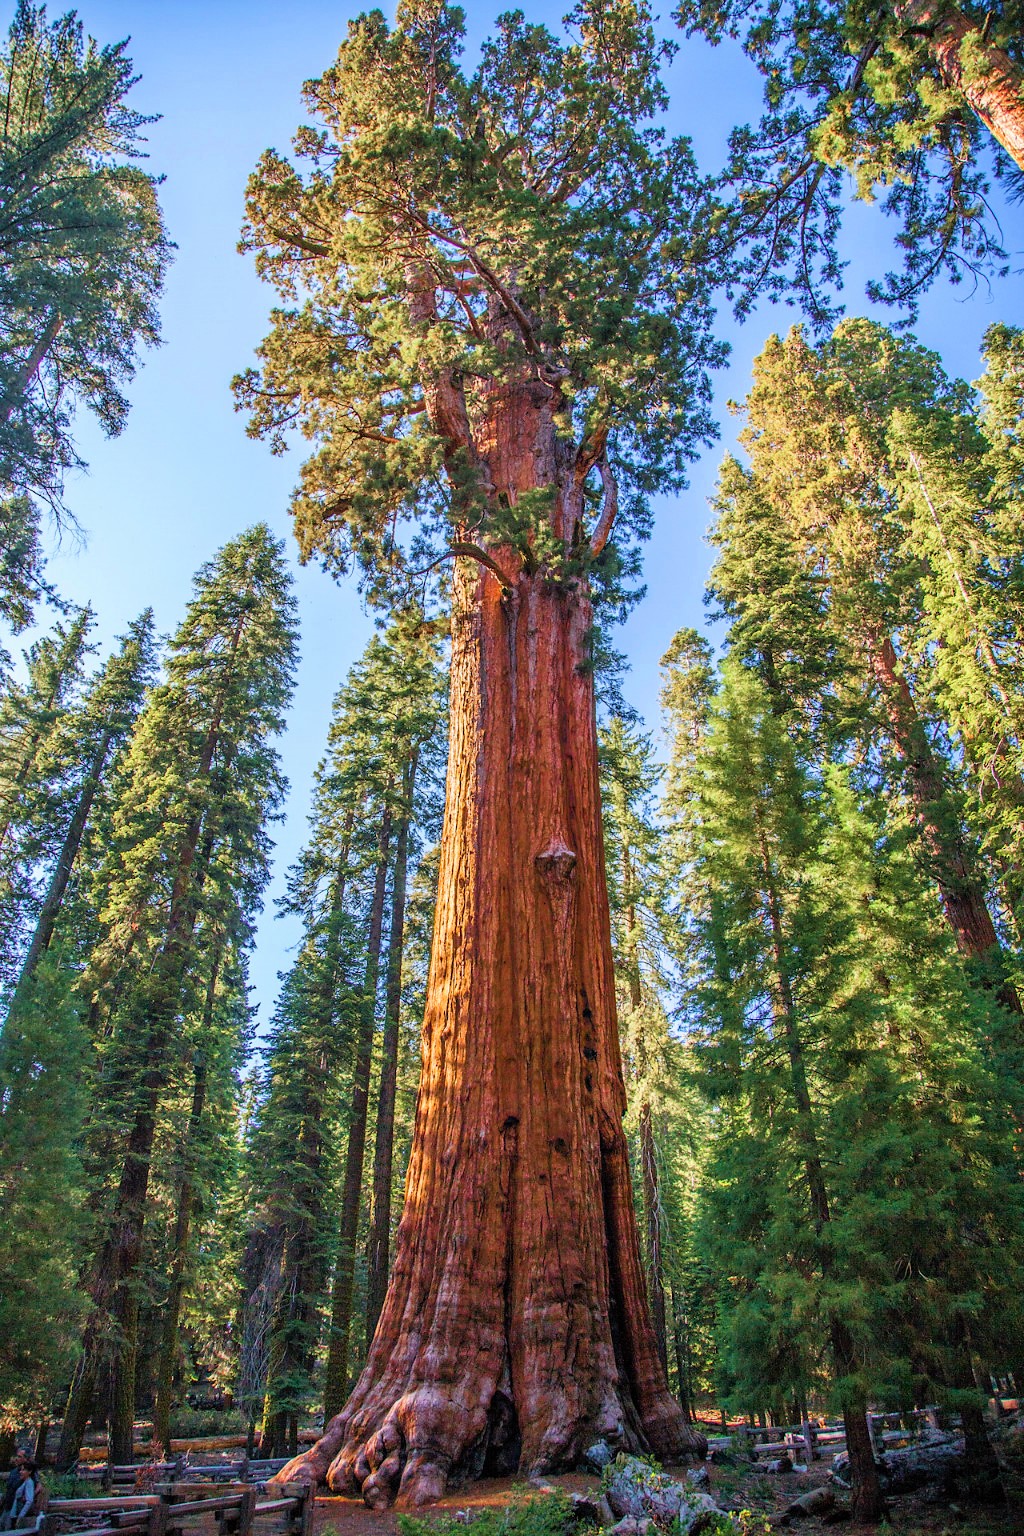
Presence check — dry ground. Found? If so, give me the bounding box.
[309,1461,1023,1536]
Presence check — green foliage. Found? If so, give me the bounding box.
[674,645,1024,1421]
[397,1493,575,1536]
[0,955,89,1426]
[238,609,446,1437]
[0,605,93,984]
[0,0,171,514]
[236,0,725,602]
[675,0,1023,322]
[166,1407,247,1437]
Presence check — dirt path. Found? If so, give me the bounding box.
[309,1460,1020,1536]
[312,1472,604,1536]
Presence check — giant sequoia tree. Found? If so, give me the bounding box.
[239,0,720,1506]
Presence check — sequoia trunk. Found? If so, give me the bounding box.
[897,0,1024,168]
[276,545,700,1506]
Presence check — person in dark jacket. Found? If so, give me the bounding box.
[0,1460,36,1531]
[1,1454,27,1519]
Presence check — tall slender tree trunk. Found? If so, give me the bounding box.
[366,752,418,1346]
[261,1038,333,1458]
[58,695,233,1470]
[619,840,669,1376]
[278,538,701,1507]
[668,1278,692,1418]
[252,835,356,1457]
[871,634,1022,1014]
[323,805,393,1419]
[758,824,885,1523]
[152,969,215,1455]
[896,0,1024,168]
[9,725,113,1007]
[637,1097,668,1375]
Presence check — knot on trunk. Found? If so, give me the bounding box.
[535,841,577,881]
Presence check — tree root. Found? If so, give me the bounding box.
[272,1381,706,1509]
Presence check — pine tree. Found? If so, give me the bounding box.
[0,1,171,516]
[0,956,89,1430]
[150,932,253,1454]
[243,955,357,1458]
[0,606,93,982]
[600,717,675,1376]
[0,494,52,677]
[238,1,721,1499]
[680,654,1024,1515]
[241,612,445,1453]
[709,322,1023,1015]
[58,524,298,1468]
[7,609,157,1011]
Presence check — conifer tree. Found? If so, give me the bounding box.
[244,954,357,1458]
[0,1,171,515]
[7,609,157,1010]
[58,524,298,1468]
[680,653,1024,1514]
[0,958,89,1430]
[150,931,253,1454]
[675,0,1024,320]
[600,717,676,1376]
[242,613,445,1453]
[239,2,720,1499]
[0,605,93,981]
[709,322,1023,1014]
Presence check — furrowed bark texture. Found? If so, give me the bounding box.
[276,371,699,1505]
[898,0,1024,168]
[279,563,695,1506]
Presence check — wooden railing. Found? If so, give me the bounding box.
[47,1481,313,1536]
[731,1406,951,1463]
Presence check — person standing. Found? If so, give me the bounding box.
[0,1461,36,1531]
[1,1454,26,1521]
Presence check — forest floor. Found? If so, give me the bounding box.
[308,1462,1022,1536]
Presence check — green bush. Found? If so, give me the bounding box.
[166,1408,247,1438]
[398,1492,575,1536]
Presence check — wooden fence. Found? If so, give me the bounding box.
[729,1406,951,1463]
[46,1480,313,1536]
[71,1462,291,1493]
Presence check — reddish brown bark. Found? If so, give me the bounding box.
[279,568,700,1504]
[871,636,1022,1015]
[897,0,1024,168]
[273,274,700,1504]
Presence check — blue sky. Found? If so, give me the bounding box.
[20,0,1024,1028]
